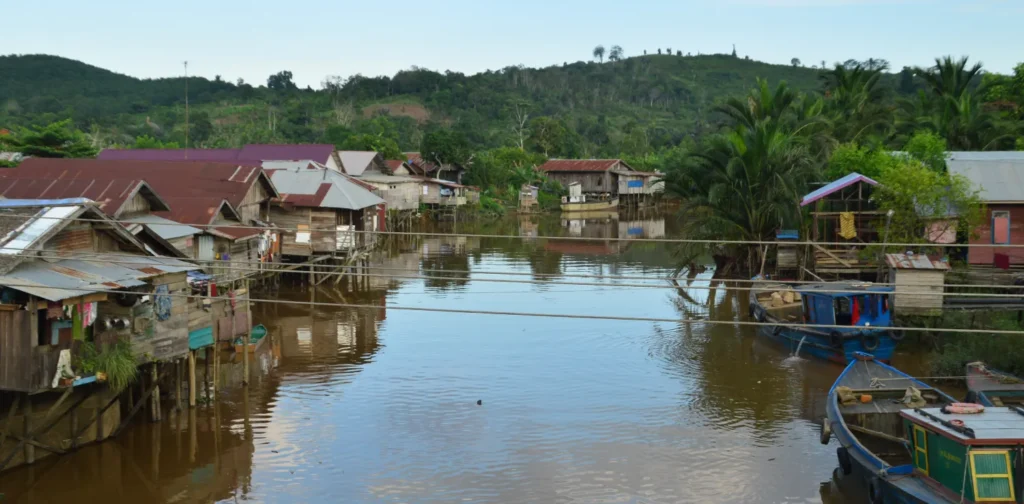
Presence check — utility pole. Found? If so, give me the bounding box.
[184,61,189,156]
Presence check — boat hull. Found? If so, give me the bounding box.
[756,324,896,364]
[560,198,619,212]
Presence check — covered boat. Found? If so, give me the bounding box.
[824,354,959,503]
[749,281,900,363]
[966,362,1024,407]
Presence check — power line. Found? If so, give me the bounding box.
[1,211,1023,249]
[2,280,1022,336]
[7,249,1024,298]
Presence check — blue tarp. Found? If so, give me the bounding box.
[626,180,644,188]
[776,229,799,240]
[189,327,214,350]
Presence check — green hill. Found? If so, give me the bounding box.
[0,53,907,155]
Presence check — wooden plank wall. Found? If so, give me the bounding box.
[310,210,338,253]
[271,207,313,257]
[894,270,945,313]
[119,191,152,217]
[0,311,33,391]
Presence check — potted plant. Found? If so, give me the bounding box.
[73,340,138,393]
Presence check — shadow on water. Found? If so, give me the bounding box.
[0,210,943,503]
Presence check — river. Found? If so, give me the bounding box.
[0,210,932,503]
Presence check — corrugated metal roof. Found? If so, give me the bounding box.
[269,167,384,210]
[123,214,202,240]
[0,254,198,302]
[0,205,79,256]
[98,144,337,164]
[947,152,1024,203]
[800,172,879,207]
[885,253,951,270]
[384,160,409,173]
[0,177,171,216]
[238,144,335,163]
[357,173,419,184]
[539,159,629,173]
[338,151,380,176]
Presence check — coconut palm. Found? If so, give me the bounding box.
[821,63,895,144]
[917,56,985,101]
[592,45,605,63]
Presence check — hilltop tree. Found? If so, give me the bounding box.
[0,119,98,158]
[791,58,801,67]
[657,48,662,55]
[907,56,1009,150]
[676,50,682,57]
[592,45,606,63]
[608,45,624,62]
[267,70,297,90]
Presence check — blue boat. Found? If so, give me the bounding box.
[749,281,901,363]
[965,362,1024,407]
[824,355,1024,504]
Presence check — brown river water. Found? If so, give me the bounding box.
[0,212,935,503]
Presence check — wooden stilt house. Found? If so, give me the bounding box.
[800,172,883,278]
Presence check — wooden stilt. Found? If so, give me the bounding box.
[70,406,79,449]
[204,347,211,403]
[23,397,33,464]
[188,351,197,408]
[188,407,197,464]
[175,359,183,412]
[243,278,251,386]
[212,344,219,401]
[0,394,21,449]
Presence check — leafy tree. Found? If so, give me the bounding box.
[187,111,214,146]
[592,45,606,63]
[676,50,682,57]
[903,131,947,171]
[825,143,900,180]
[267,70,297,91]
[421,128,471,167]
[340,133,403,160]
[608,45,624,62]
[791,58,801,67]
[133,135,180,149]
[0,119,98,158]
[527,117,568,156]
[657,48,662,55]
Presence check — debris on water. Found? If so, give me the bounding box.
[271,450,279,453]
[768,458,776,461]
[476,400,482,406]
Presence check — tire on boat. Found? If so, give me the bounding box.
[829,331,844,349]
[860,332,880,352]
[888,328,905,342]
[819,419,831,445]
[867,476,883,504]
[836,446,852,476]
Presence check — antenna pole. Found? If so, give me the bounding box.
[184,61,189,156]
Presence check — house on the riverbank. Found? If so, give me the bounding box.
[800,172,883,277]
[538,159,661,206]
[0,198,200,472]
[0,159,280,281]
[338,151,388,176]
[947,152,1024,267]
[264,164,385,262]
[98,143,343,172]
[404,152,465,184]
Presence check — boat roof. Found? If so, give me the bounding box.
[798,282,894,296]
[901,407,1024,444]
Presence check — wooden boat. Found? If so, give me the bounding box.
[233,324,268,354]
[749,281,901,363]
[823,354,966,504]
[966,362,1024,407]
[560,197,618,212]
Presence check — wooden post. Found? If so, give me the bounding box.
[243,278,251,386]
[28,297,38,347]
[204,347,210,403]
[188,351,196,408]
[208,283,217,400]
[175,359,182,412]
[23,396,33,464]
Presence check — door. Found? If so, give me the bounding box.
[912,425,929,475]
[198,235,215,262]
[992,211,1011,244]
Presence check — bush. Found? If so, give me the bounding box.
[926,312,1024,377]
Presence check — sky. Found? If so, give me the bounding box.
[6,0,1022,88]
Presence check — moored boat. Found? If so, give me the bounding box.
[966,362,1024,407]
[749,281,901,363]
[560,197,619,212]
[824,354,962,503]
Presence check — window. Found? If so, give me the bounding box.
[912,425,929,475]
[992,211,1011,245]
[970,450,1015,502]
[295,224,310,244]
[834,297,853,326]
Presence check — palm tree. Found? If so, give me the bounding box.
[821,63,895,144]
[917,56,985,101]
[592,45,606,63]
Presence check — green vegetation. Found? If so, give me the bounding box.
[0,119,97,159]
[73,340,139,393]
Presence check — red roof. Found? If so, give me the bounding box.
[539,159,628,173]
[98,144,336,164]
[212,225,261,240]
[0,177,170,216]
[152,197,238,227]
[384,160,407,172]
[6,158,277,211]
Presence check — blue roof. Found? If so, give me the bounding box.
[800,172,878,207]
[0,198,93,208]
[776,229,799,240]
[798,282,894,297]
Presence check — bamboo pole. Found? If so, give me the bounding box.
[188,351,196,408]
[209,282,218,400]
[23,397,33,464]
[175,359,182,412]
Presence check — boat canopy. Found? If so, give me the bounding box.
[798,283,894,330]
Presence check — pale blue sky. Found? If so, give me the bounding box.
[7,0,1021,88]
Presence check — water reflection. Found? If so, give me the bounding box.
[0,212,875,503]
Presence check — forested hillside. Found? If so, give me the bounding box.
[0,53,908,156]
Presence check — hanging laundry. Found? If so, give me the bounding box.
[81,302,97,327]
[839,212,857,240]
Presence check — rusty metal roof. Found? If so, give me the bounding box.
[885,253,951,271]
[539,159,632,173]
[0,253,198,302]
[0,177,171,216]
[97,144,336,164]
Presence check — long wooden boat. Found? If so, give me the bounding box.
[749,281,901,363]
[966,362,1024,407]
[819,354,962,504]
[560,198,618,212]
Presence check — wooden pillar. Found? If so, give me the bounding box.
[150,363,161,422]
[188,351,196,408]
[243,279,251,386]
[28,297,38,347]
[175,359,183,412]
[23,396,33,465]
[208,283,217,400]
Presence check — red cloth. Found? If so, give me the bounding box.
[851,297,861,325]
[994,253,1011,270]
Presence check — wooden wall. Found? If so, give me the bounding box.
[545,171,616,195]
[310,210,339,253]
[238,182,270,224]
[94,273,191,362]
[893,270,945,314]
[271,207,312,257]
[968,204,1024,265]
[0,310,62,392]
[119,191,152,218]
